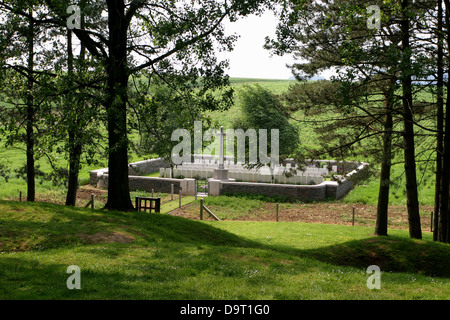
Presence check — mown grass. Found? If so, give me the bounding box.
[0,78,445,301]
[0,200,449,300]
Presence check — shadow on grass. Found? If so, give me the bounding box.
[2,200,450,280]
[295,236,450,278]
[0,200,259,252]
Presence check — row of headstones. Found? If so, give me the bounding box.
[172,165,330,177]
[161,167,323,185]
[183,158,338,173]
[228,172,323,185]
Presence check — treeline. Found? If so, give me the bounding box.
[0,0,273,210]
[1,0,449,245]
[266,0,450,243]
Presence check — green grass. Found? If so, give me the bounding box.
[1,200,449,300]
[160,196,196,213]
[342,161,436,207]
[0,77,445,300]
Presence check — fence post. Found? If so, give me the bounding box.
[156,198,161,213]
[195,181,198,201]
[200,198,204,220]
[19,191,22,204]
[179,190,182,208]
[276,203,279,222]
[135,196,139,211]
[352,206,355,226]
[91,194,94,210]
[171,184,174,201]
[431,211,434,232]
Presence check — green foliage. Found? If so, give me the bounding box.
[129,75,231,164]
[232,84,300,160]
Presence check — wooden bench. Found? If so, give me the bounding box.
[135,196,161,213]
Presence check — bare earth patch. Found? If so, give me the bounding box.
[33,185,433,233]
[169,202,434,232]
[79,232,135,244]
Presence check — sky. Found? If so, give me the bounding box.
[217,11,297,80]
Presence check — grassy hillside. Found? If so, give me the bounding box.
[0,200,449,300]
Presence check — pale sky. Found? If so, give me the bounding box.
[218,11,297,80]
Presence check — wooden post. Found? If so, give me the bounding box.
[91,194,94,210]
[135,196,139,211]
[203,205,220,221]
[431,211,434,232]
[19,191,22,203]
[200,198,204,220]
[171,184,174,201]
[152,189,154,197]
[179,190,182,208]
[276,203,279,222]
[195,182,198,201]
[352,207,355,226]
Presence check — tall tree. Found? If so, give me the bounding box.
[267,0,407,236]
[25,7,36,201]
[400,0,422,239]
[267,0,440,238]
[439,0,450,242]
[375,79,396,236]
[40,0,270,211]
[434,0,444,241]
[0,1,49,202]
[232,84,299,164]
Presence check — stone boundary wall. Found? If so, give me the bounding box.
[96,174,196,196]
[333,162,370,199]
[90,158,170,186]
[217,180,332,201]
[209,162,369,201]
[90,158,369,202]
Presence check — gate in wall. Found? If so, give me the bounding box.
[196,179,209,196]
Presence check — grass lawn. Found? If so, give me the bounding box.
[0,77,447,302]
[1,200,449,300]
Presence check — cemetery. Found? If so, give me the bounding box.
[90,155,369,202]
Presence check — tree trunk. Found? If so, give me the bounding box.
[434,0,444,241]
[375,87,394,236]
[64,28,84,206]
[66,131,82,206]
[401,0,422,239]
[439,90,450,243]
[103,0,134,211]
[438,0,450,243]
[26,10,35,202]
[440,92,450,243]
